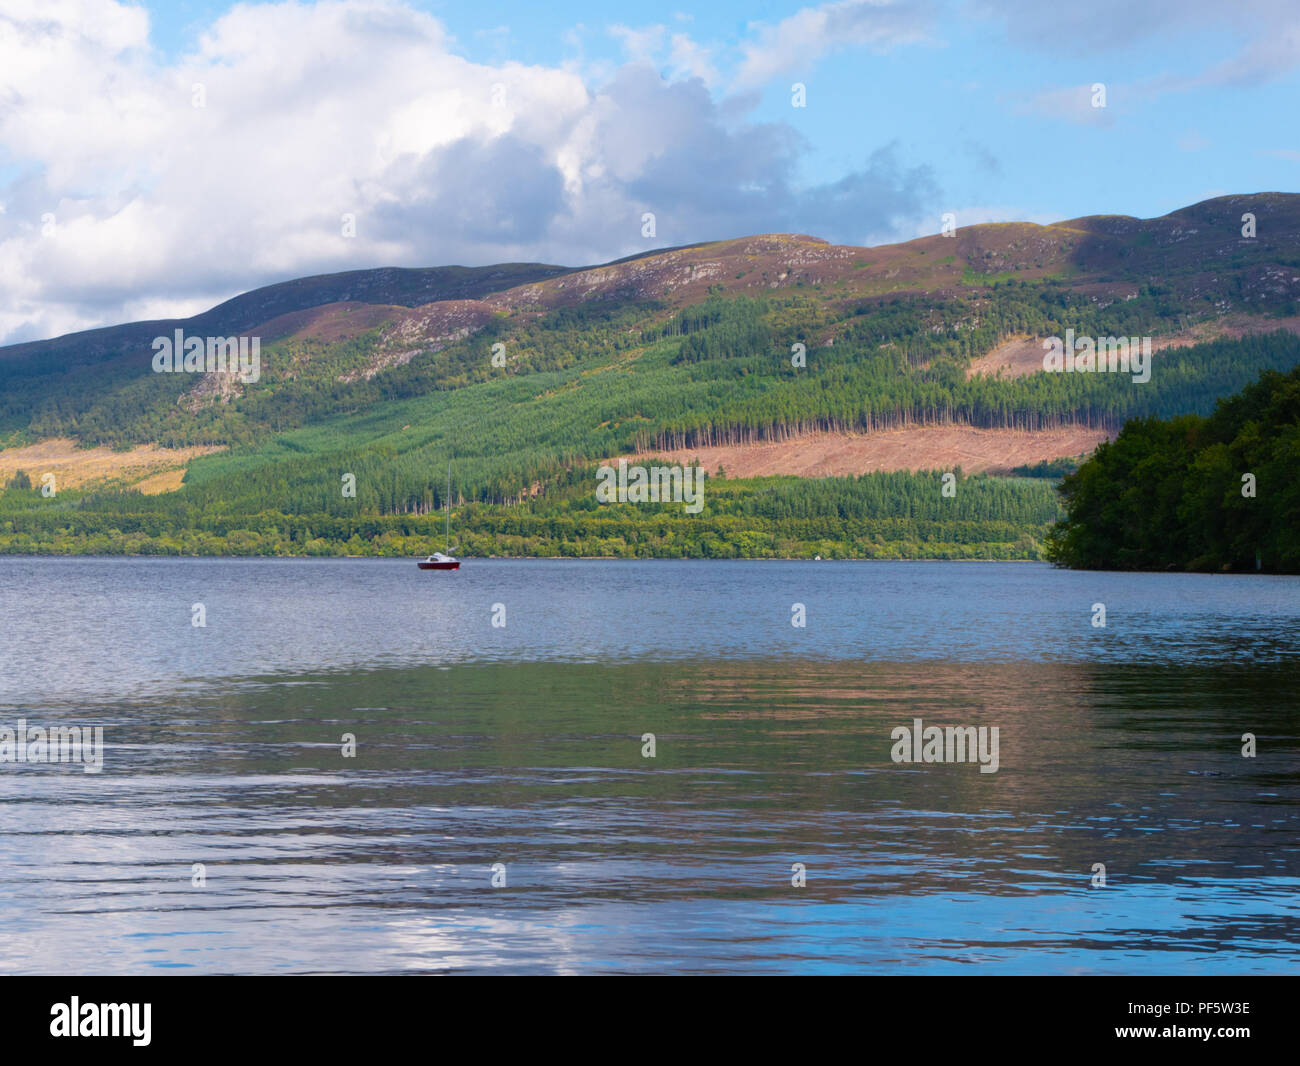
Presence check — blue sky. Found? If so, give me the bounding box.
[0,0,1297,342]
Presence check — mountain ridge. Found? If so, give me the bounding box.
[7,191,1298,368]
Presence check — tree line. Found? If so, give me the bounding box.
[1047,365,1300,571]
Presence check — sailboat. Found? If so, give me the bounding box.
[418,463,461,570]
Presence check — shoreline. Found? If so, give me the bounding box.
[0,551,1045,563]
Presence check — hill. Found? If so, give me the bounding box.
[2,192,1299,558]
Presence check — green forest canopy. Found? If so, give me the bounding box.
[1047,365,1300,572]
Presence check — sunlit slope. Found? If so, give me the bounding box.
[1,192,1298,509]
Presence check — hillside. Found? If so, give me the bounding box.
[2,192,1299,558]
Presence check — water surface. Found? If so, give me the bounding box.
[0,559,1296,973]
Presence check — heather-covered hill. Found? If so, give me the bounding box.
[2,192,1300,559]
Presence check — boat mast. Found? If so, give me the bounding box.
[445,461,451,552]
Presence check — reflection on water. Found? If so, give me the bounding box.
[0,559,1297,973]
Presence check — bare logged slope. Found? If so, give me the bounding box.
[968,316,1300,379]
[618,425,1109,477]
[0,438,223,490]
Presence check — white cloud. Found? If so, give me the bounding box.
[668,33,720,87]
[0,0,938,344]
[976,0,1300,89]
[1019,84,1115,127]
[734,0,935,88]
[606,23,719,87]
[608,23,666,63]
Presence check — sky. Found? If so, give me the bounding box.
[0,0,1297,344]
